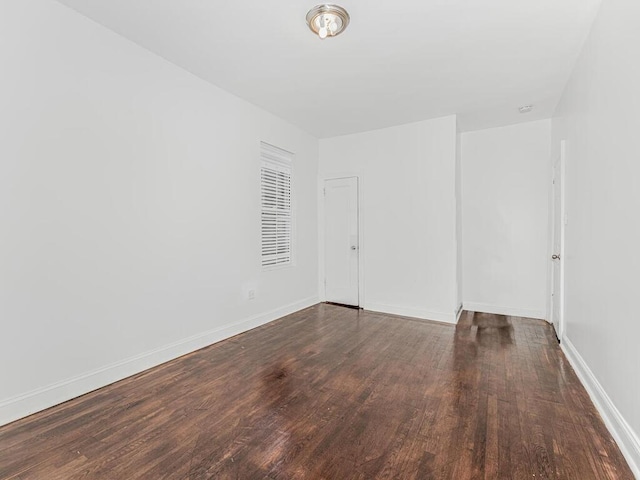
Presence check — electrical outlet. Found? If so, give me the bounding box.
[248,289,255,300]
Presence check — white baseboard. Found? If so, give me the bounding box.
[364,303,456,324]
[561,337,640,478]
[463,301,546,320]
[0,296,319,427]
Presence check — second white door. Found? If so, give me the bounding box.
[324,177,359,306]
[550,142,566,340]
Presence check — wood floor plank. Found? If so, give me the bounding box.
[0,304,634,479]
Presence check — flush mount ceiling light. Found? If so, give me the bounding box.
[519,105,534,114]
[306,4,350,40]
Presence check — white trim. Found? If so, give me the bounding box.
[0,296,319,427]
[365,303,456,324]
[561,337,640,478]
[455,303,464,323]
[463,301,546,320]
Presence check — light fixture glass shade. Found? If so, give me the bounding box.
[306,4,350,39]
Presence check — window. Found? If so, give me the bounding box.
[260,142,293,268]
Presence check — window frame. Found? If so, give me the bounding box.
[260,142,294,270]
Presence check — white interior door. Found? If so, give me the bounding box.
[551,142,565,339]
[324,177,359,306]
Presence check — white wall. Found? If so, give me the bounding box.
[461,120,551,319]
[0,0,318,426]
[552,0,640,473]
[319,116,458,323]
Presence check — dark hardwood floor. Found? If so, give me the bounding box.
[0,304,634,479]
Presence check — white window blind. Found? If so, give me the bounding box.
[260,142,293,268]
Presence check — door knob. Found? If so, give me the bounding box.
[551,254,560,260]
[350,246,357,250]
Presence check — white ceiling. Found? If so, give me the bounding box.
[56,0,601,138]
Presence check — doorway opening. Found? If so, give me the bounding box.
[550,140,566,341]
[324,177,360,307]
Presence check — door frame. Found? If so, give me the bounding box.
[319,173,364,307]
[549,140,566,340]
